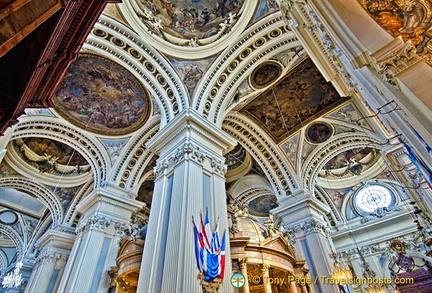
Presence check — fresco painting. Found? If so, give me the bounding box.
[306,122,333,143]
[241,58,343,141]
[323,147,374,170]
[22,137,88,166]
[248,194,278,216]
[53,54,150,135]
[250,61,282,89]
[281,133,299,169]
[168,57,214,95]
[325,187,351,211]
[253,0,279,21]
[358,0,432,65]
[327,103,370,129]
[135,0,245,40]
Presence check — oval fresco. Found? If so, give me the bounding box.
[323,147,373,170]
[21,137,88,166]
[134,0,246,41]
[250,61,282,89]
[53,54,150,135]
[248,194,278,217]
[306,122,333,144]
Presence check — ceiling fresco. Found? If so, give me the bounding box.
[21,138,88,166]
[248,194,278,217]
[134,0,245,41]
[358,0,432,65]
[250,61,283,89]
[320,147,379,178]
[13,138,90,175]
[168,57,214,96]
[240,58,344,141]
[52,54,150,135]
[253,0,279,21]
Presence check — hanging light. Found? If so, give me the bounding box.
[2,261,23,288]
[365,283,386,293]
[330,252,353,283]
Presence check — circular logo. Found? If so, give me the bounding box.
[230,273,246,288]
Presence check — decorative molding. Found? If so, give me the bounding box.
[86,15,189,122]
[11,118,108,188]
[75,215,111,235]
[223,115,297,197]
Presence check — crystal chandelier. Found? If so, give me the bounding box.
[2,261,23,288]
[330,253,353,283]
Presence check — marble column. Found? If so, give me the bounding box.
[262,263,272,293]
[25,229,74,293]
[239,258,250,293]
[273,193,339,293]
[136,110,236,293]
[56,187,143,293]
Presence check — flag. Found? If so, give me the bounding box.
[193,220,205,271]
[218,230,226,279]
[193,210,226,282]
[404,142,432,189]
[201,211,211,249]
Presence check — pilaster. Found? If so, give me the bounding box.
[56,188,143,293]
[273,192,338,293]
[25,229,74,293]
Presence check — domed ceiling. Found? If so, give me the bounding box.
[119,0,260,59]
[52,54,151,135]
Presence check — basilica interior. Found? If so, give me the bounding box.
[1,0,432,292]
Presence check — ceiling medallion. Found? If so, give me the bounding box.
[250,61,283,89]
[306,122,333,144]
[119,0,259,59]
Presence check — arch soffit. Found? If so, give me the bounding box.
[10,116,109,188]
[0,224,23,261]
[192,11,301,125]
[0,178,63,227]
[109,115,160,191]
[84,15,190,127]
[302,132,384,196]
[223,114,298,198]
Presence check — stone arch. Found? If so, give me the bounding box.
[302,132,384,196]
[192,11,302,125]
[0,224,24,260]
[0,178,63,227]
[109,116,160,192]
[223,114,298,198]
[84,15,190,127]
[10,116,109,188]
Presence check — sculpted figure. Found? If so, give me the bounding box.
[400,0,432,34]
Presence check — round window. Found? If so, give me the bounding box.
[355,185,394,213]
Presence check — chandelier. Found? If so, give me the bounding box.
[330,253,353,283]
[365,283,385,293]
[2,261,23,288]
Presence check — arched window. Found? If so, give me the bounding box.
[354,184,395,214]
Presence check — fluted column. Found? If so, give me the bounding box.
[239,258,250,293]
[261,263,272,293]
[25,229,74,293]
[137,109,236,293]
[56,188,143,293]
